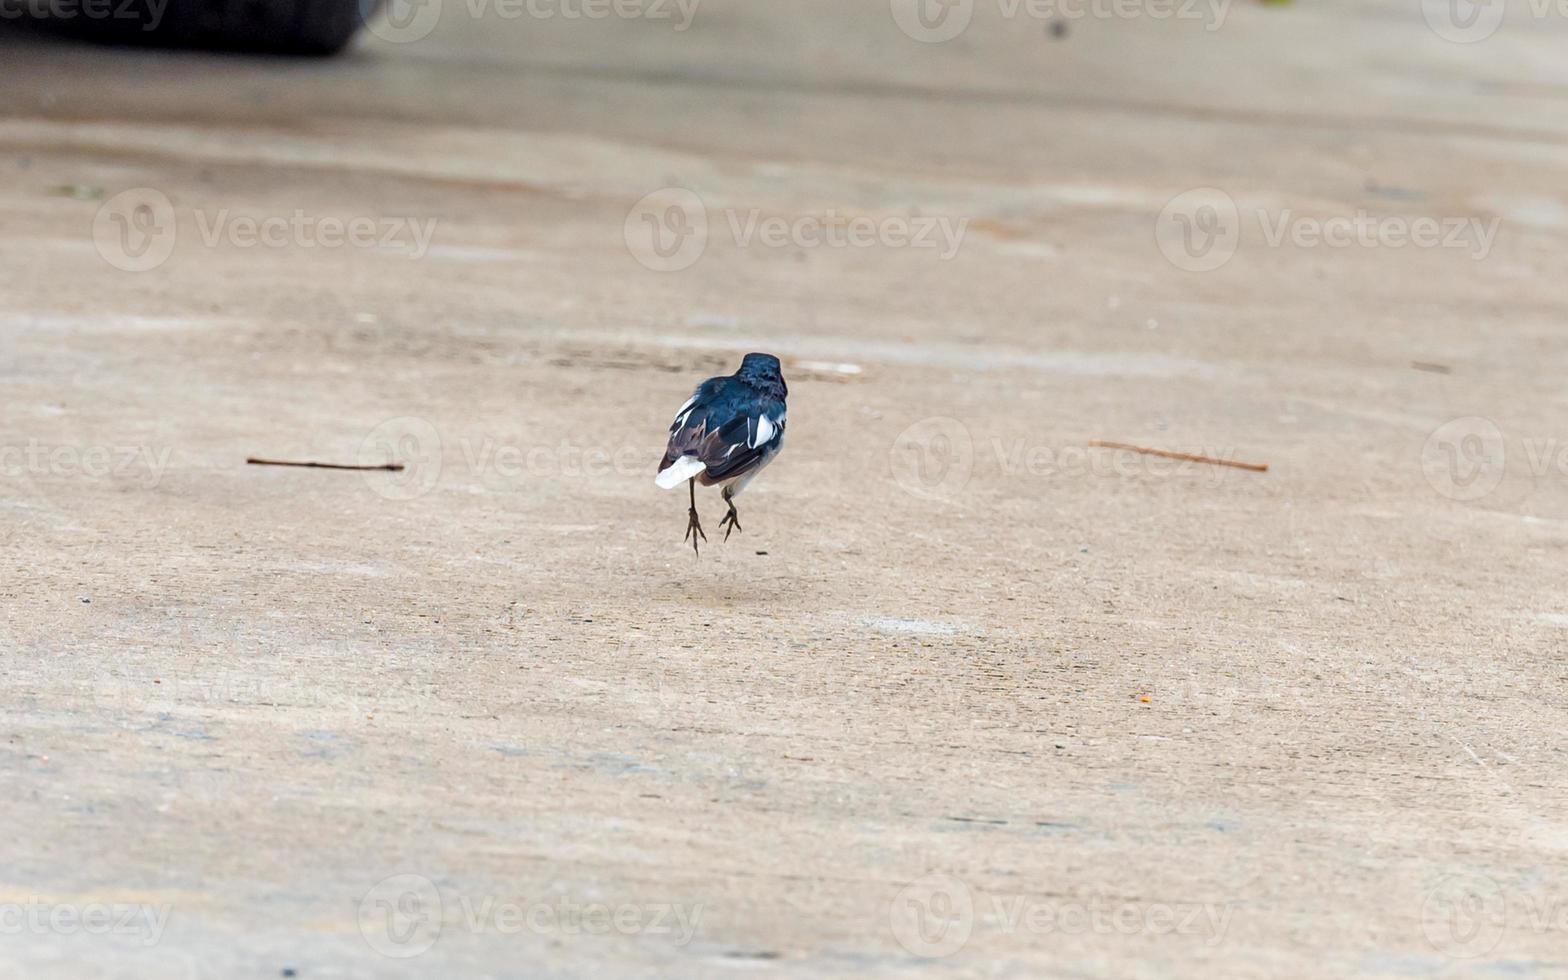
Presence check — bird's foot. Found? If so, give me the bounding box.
[719,504,742,542]
[684,506,707,556]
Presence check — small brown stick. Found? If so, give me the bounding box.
[1088,441,1268,473]
[246,457,404,472]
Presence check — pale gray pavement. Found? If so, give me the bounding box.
[3,1,1568,976]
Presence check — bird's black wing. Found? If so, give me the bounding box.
[699,402,785,484]
[660,377,728,472]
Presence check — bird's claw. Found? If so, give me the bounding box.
[684,506,707,555]
[719,505,742,542]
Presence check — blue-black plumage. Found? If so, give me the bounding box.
[657,353,788,554]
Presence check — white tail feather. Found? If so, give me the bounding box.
[655,455,706,489]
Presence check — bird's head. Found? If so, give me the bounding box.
[737,353,786,394]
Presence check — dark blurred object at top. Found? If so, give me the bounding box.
[0,0,383,55]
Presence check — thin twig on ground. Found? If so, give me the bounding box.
[1088,441,1268,473]
[245,458,404,472]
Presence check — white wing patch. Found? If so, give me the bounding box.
[751,414,778,448]
[669,393,699,432]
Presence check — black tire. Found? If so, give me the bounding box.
[2,0,383,56]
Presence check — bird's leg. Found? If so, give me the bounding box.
[684,477,707,556]
[719,485,742,541]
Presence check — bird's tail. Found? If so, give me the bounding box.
[655,455,706,489]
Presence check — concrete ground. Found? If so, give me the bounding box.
[4,0,1568,976]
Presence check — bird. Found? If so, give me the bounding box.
[656,353,788,556]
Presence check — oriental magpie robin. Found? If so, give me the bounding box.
[656,353,788,555]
